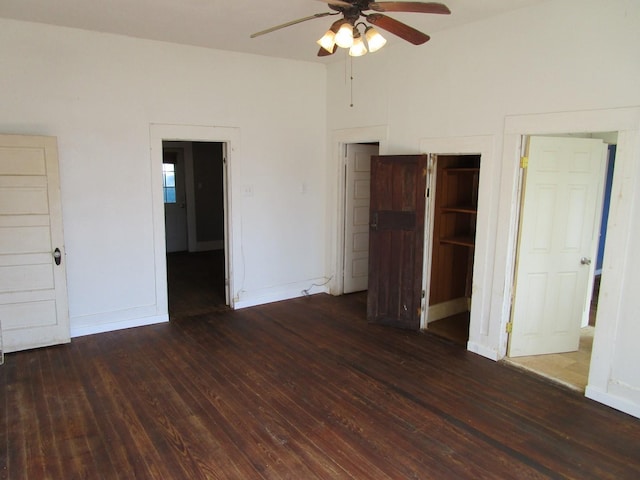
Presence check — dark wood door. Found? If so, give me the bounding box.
[367,154,428,329]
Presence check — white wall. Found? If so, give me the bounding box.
[0,18,328,334]
[325,0,640,416]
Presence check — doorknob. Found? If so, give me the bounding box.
[53,248,62,266]
[580,257,592,265]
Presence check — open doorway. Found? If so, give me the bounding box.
[424,154,480,346]
[162,141,229,319]
[505,134,617,392]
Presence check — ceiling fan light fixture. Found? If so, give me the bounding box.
[365,26,386,53]
[335,22,354,48]
[317,29,336,53]
[349,31,367,57]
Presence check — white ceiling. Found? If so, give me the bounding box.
[0,0,547,63]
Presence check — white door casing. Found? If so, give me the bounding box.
[222,142,230,305]
[0,134,70,353]
[343,144,377,293]
[150,124,238,313]
[508,136,607,357]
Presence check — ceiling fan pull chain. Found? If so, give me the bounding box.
[350,55,354,108]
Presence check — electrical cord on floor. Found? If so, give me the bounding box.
[302,276,333,297]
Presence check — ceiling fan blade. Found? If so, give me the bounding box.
[318,44,339,57]
[366,13,430,45]
[369,2,451,14]
[250,12,333,38]
[316,0,353,7]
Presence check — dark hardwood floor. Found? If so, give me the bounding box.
[167,250,228,318]
[2,292,639,479]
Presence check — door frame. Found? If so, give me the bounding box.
[419,136,496,348]
[330,126,388,295]
[495,108,640,417]
[150,124,238,313]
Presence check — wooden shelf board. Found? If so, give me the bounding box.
[443,167,480,173]
[440,236,476,248]
[441,206,477,214]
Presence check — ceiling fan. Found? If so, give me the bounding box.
[250,1,451,57]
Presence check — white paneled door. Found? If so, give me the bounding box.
[0,134,70,352]
[508,136,607,357]
[343,144,377,293]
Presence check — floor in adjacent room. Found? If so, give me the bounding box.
[166,249,228,318]
[426,311,470,347]
[504,327,594,391]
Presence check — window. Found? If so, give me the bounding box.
[162,162,176,203]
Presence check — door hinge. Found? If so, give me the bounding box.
[506,321,513,333]
[421,290,425,298]
[520,156,529,169]
[426,188,430,198]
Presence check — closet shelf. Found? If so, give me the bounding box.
[443,167,480,173]
[440,236,476,248]
[441,206,477,214]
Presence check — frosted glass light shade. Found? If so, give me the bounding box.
[317,30,336,52]
[349,33,367,57]
[335,23,354,48]
[365,26,386,52]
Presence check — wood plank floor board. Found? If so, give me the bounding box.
[75,332,201,480]
[165,316,386,479]
[171,312,437,479]
[2,292,640,479]
[160,319,343,480]
[246,303,552,479]
[194,308,536,480]
[75,358,156,479]
[153,333,330,480]
[268,296,608,480]
[141,351,265,480]
[258,295,638,479]
[225,309,491,478]
[109,330,258,478]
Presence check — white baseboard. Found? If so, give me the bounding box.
[428,297,469,323]
[71,313,169,338]
[586,385,640,419]
[233,280,330,309]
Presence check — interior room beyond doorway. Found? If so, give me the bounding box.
[162,140,228,319]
